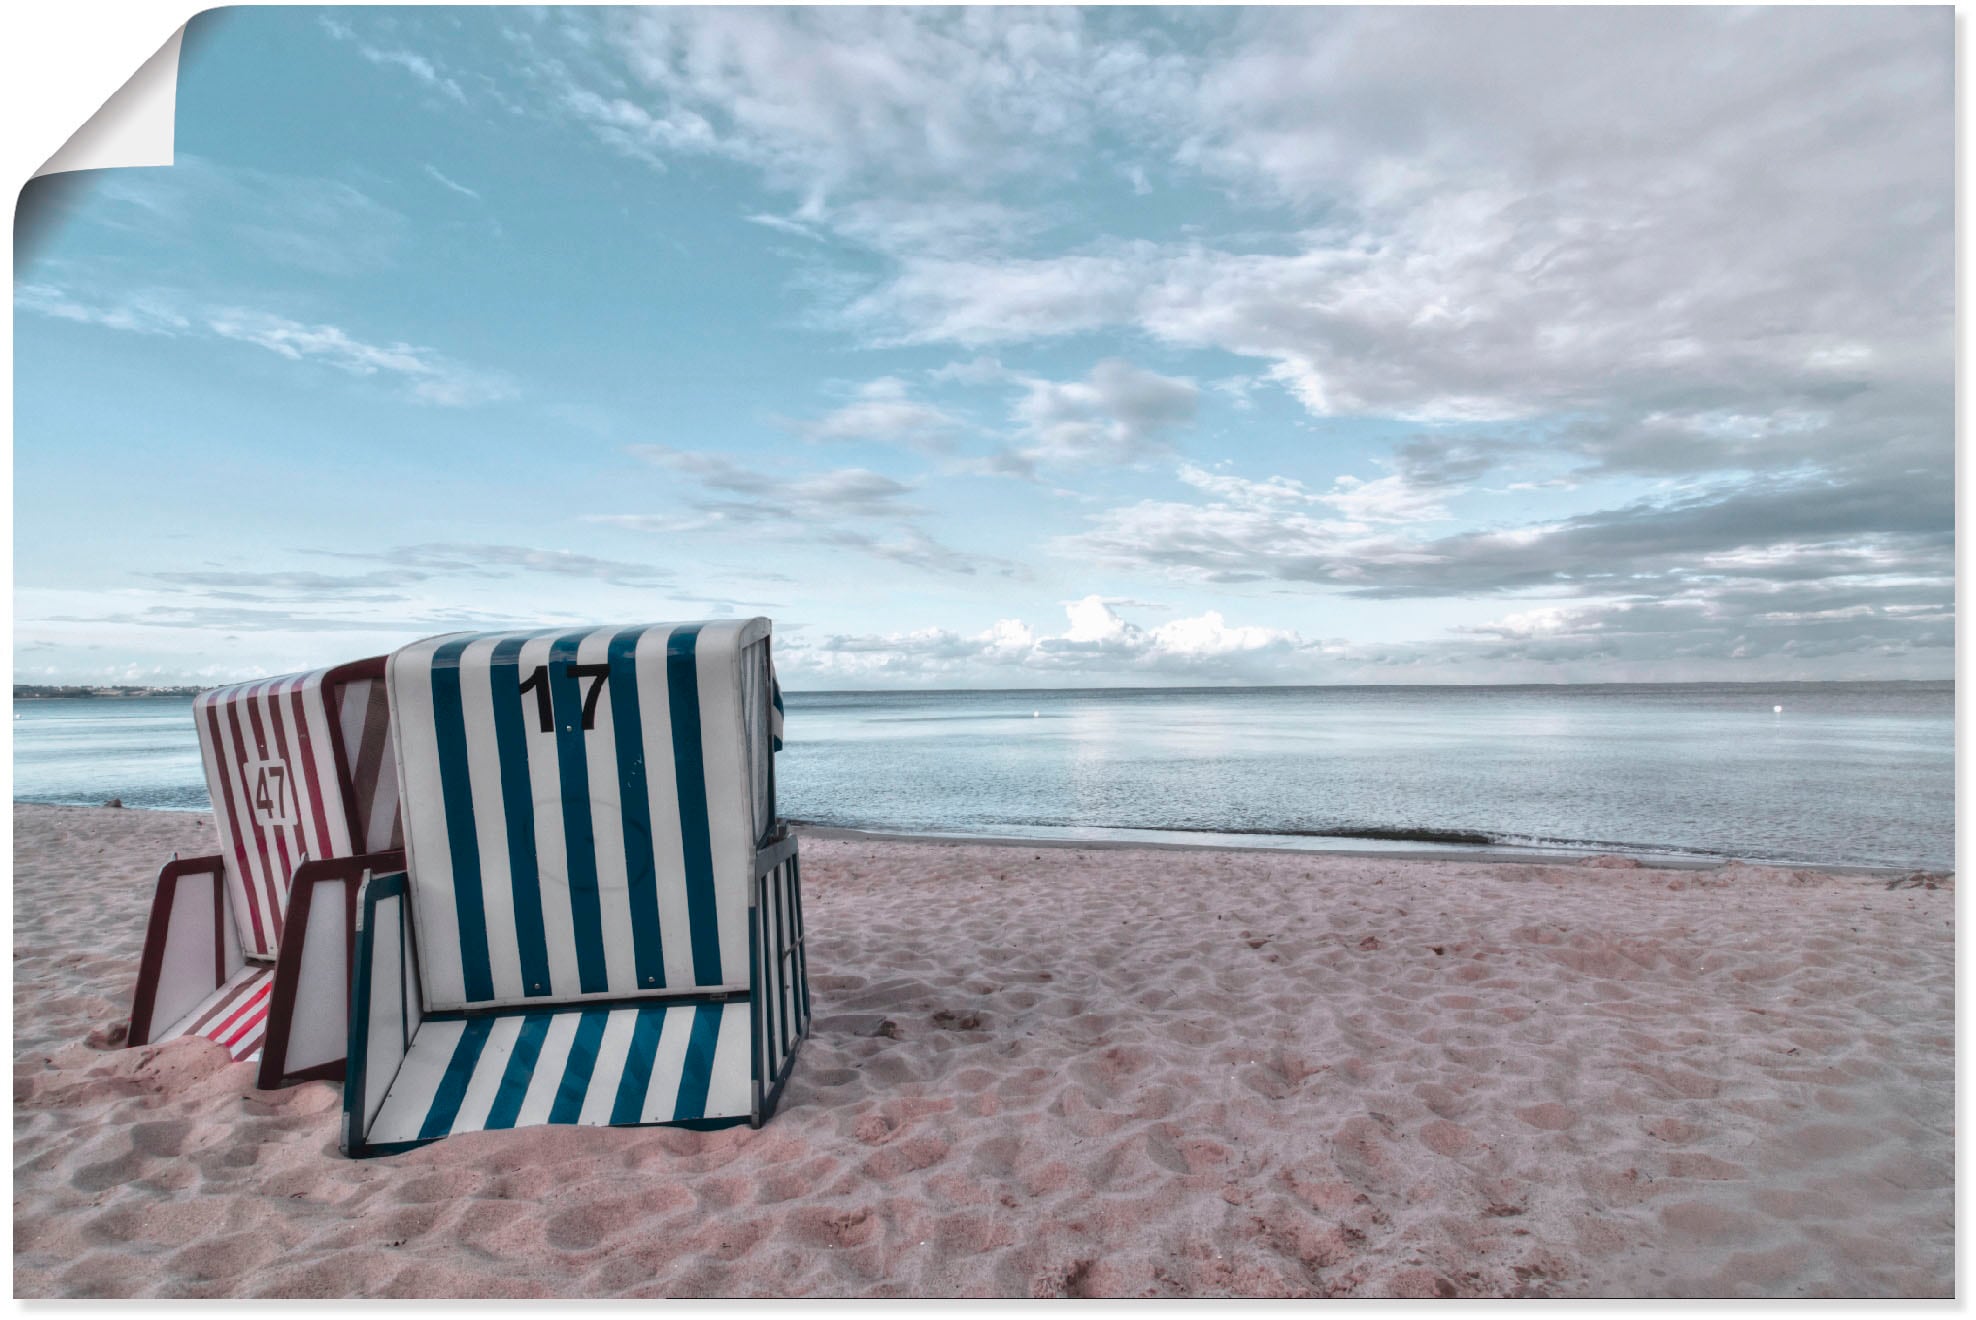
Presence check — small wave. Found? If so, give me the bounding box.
[785,815,1743,861]
[1281,825,1499,847]
[857,712,1063,724]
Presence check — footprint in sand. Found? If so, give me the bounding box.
[1514,1103,1577,1131]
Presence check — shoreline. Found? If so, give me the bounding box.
[14,801,1940,877]
[792,824,1930,877]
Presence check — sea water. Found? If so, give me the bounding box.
[12,682,1953,869]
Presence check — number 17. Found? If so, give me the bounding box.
[517,662,611,733]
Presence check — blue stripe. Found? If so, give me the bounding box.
[609,1006,667,1124]
[482,1012,552,1130]
[428,638,494,1002]
[487,634,553,999]
[608,627,667,989]
[549,630,609,994]
[666,626,724,985]
[547,1010,610,1124]
[672,1003,724,1121]
[419,1017,494,1140]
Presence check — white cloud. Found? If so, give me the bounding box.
[1176,463,1314,507]
[27,156,410,279]
[16,286,515,407]
[1148,610,1293,657]
[743,211,822,241]
[1161,458,1462,529]
[797,377,962,453]
[422,164,482,200]
[1320,472,1453,525]
[598,446,1021,578]
[545,7,1185,203]
[204,309,515,406]
[620,446,922,523]
[802,5,1947,511]
[1062,594,1133,645]
[15,284,189,336]
[827,196,1040,260]
[785,594,1306,686]
[982,617,1036,654]
[1009,358,1198,469]
[556,88,715,166]
[1464,606,1581,640]
[321,16,469,104]
[314,543,673,587]
[845,248,1142,347]
[931,355,1010,386]
[360,47,468,103]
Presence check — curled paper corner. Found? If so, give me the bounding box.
[33,24,187,179]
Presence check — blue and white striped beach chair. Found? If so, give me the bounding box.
[339,619,808,1158]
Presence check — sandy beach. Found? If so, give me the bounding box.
[13,802,1953,1298]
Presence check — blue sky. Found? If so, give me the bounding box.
[14,6,1952,688]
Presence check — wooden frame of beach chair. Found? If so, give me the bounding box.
[126,657,405,1088]
[339,619,809,1158]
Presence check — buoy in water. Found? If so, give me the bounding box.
[1773,705,1783,714]
[1032,711,1040,718]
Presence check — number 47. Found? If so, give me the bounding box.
[517,663,611,734]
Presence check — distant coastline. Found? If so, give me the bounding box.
[14,685,203,700]
[9,678,1954,702]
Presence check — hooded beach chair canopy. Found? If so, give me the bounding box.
[128,659,403,1079]
[343,618,809,1157]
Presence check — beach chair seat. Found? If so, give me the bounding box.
[342,619,808,1157]
[127,659,404,1084]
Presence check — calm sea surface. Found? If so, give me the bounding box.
[12,682,1954,869]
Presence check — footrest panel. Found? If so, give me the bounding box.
[154,964,273,1063]
[362,1000,753,1153]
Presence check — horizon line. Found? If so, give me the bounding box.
[17,676,1954,699]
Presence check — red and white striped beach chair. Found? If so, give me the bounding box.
[127,658,404,1086]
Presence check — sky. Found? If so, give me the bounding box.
[13,5,1953,689]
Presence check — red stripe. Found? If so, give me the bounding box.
[251,681,296,911]
[222,691,277,951]
[219,1001,270,1052]
[203,695,266,950]
[350,680,393,849]
[221,1015,268,1055]
[239,685,289,944]
[369,683,399,850]
[183,976,257,1037]
[290,676,337,863]
[208,979,272,1044]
